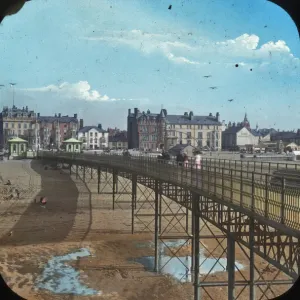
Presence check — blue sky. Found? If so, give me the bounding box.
[0,0,299,130]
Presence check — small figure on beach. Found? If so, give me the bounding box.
[37,196,47,208]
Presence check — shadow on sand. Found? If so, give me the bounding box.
[0,160,80,246]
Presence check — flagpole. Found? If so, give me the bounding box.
[9,83,16,107]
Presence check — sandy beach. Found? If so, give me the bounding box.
[0,160,290,300]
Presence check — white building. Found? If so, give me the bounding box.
[78,124,108,150]
[222,126,259,150]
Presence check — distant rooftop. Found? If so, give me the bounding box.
[128,107,221,125]
[78,125,107,133]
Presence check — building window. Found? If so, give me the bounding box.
[187,132,191,139]
[18,130,21,136]
[90,138,93,144]
[24,123,27,129]
[90,132,93,137]
[11,123,14,128]
[187,140,191,145]
[207,125,210,129]
[18,123,21,129]
[5,123,8,128]
[95,132,98,137]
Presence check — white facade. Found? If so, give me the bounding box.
[261,133,271,142]
[236,127,259,146]
[78,127,108,150]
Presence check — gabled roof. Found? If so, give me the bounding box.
[78,126,107,133]
[250,129,263,137]
[223,126,245,134]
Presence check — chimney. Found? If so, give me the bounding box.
[189,111,194,120]
[184,112,188,117]
[209,113,212,117]
[98,123,102,130]
[74,113,77,119]
[128,109,131,116]
[37,113,40,118]
[216,112,220,122]
[79,119,84,129]
[58,113,61,118]
[134,108,138,116]
[26,106,28,111]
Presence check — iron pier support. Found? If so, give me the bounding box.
[97,166,101,194]
[227,233,236,300]
[192,192,200,300]
[83,166,86,182]
[112,170,118,210]
[131,174,137,234]
[154,179,160,272]
[249,218,256,300]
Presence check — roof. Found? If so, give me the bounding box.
[168,144,194,155]
[38,116,78,123]
[223,126,245,134]
[165,115,221,125]
[250,129,263,137]
[78,126,107,133]
[8,137,28,143]
[63,138,82,143]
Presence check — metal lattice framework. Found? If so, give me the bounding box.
[38,152,300,300]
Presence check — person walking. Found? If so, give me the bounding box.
[183,153,189,168]
[195,152,202,169]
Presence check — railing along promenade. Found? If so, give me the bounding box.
[39,151,300,237]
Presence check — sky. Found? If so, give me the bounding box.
[0,0,299,130]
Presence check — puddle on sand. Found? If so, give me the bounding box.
[35,248,101,296]
[132,240,244,282]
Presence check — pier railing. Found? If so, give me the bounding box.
[38,151,300,234]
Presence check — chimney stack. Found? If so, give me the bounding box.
[37,113,40,118]
[58,113,61,118]
[216,112,220,122]
[134,108,138,117]
[79,119,84,129]
[128,109,131,116]
[74,113,78,119]
[98,123,102,130]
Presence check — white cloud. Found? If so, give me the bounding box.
[21,81,148,102]
[84,30,299,70]
[84,30,199,66]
